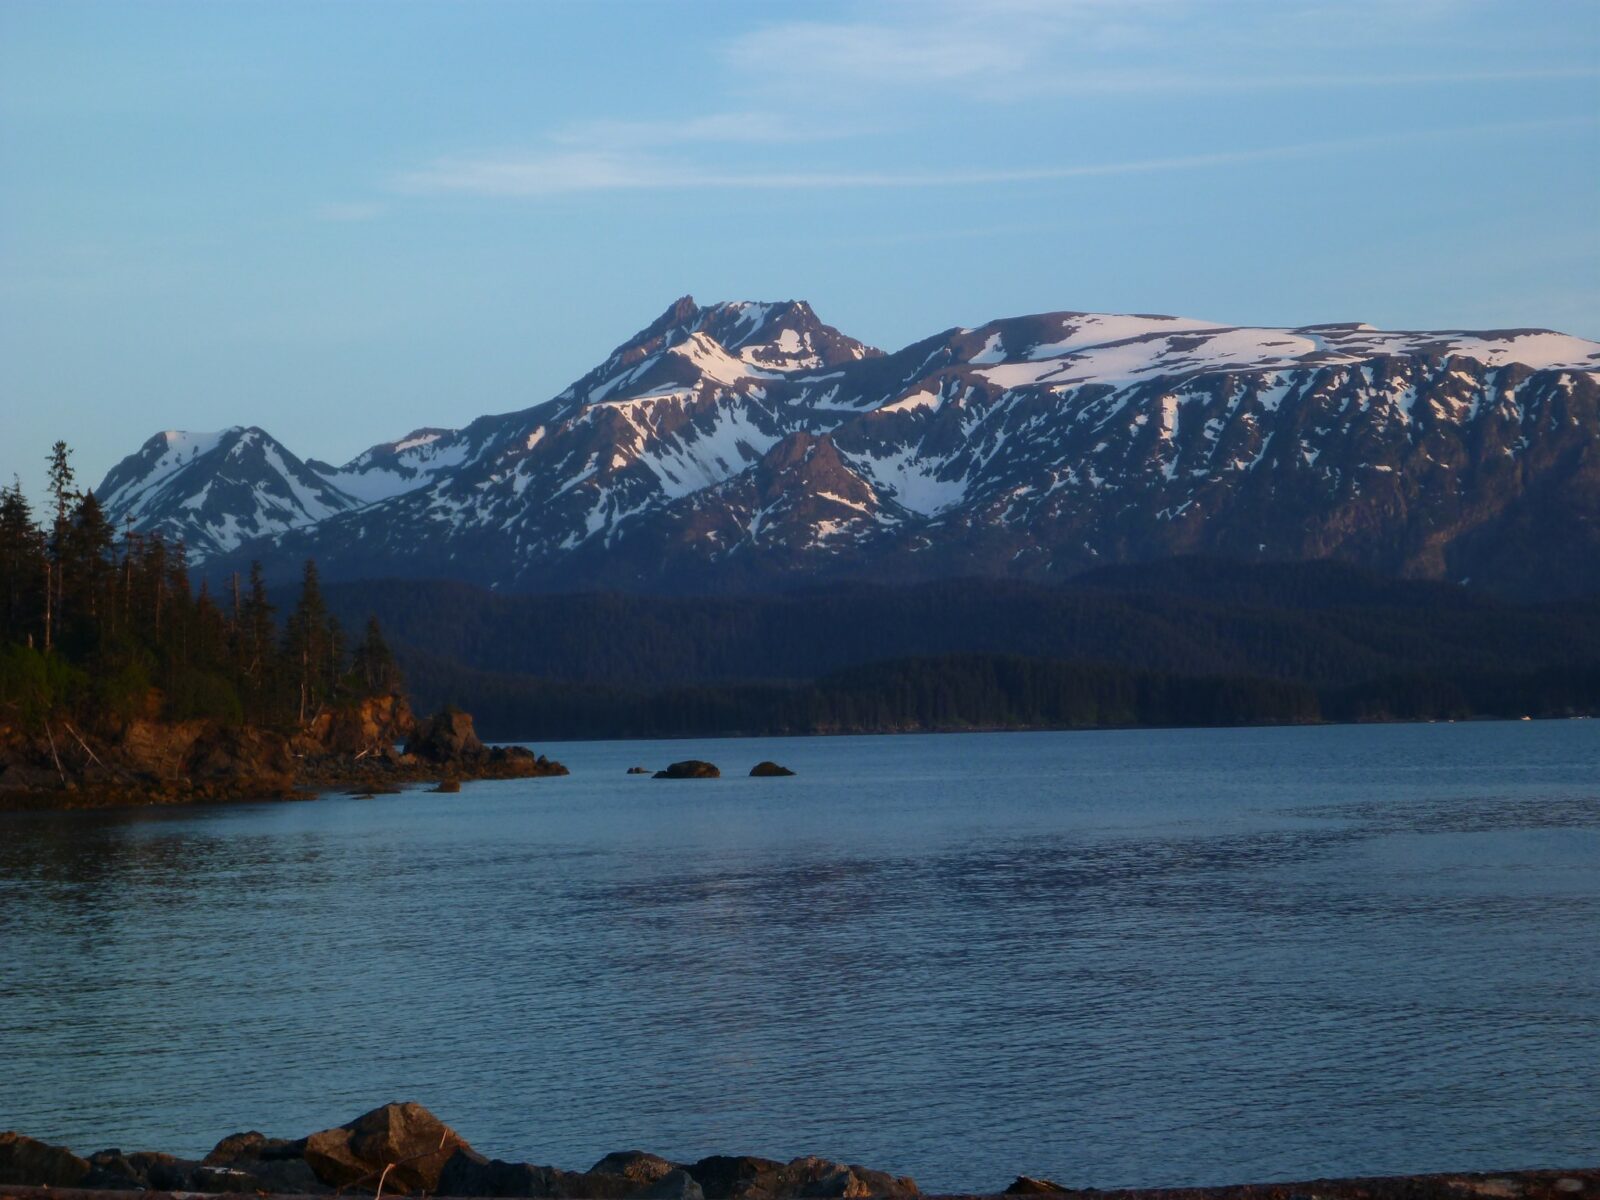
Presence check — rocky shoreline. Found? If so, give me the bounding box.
[0,1104,1593,1200]
[0,702,566,813]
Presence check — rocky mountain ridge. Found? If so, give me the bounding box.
[96,297,1600,597]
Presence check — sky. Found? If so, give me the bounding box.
[2,0,1597,503]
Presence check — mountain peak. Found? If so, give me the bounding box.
[99,425,359,558]
[636,294,701,342]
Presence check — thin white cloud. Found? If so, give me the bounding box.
[394,116,1596,198]
[722,1,1598,100]
[548,111,857,148]
[316,202,384,222]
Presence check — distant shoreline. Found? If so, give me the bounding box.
[490,710,1592,745]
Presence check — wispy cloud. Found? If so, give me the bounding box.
[316,201,384,222]
[721,1,1598,100]
[394,116,1595,199]
[548,110,858,148]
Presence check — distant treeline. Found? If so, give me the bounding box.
[321,560,1600,693]
[308,559,1600,738]
[401,650,1600,741]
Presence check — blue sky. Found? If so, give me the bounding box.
[2,0,1597,501]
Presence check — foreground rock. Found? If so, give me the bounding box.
[0,700,566,812]
[749,762,795,777]
[301,1102,469,1193]
[0,1105,917,1198]
[654,760,720,780]
[1003,1180,1070,1196]
[1,1105,1594,1200]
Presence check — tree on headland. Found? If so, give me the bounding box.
[43,440,76,652]
[0,441,404,733]
[352,614,403,695]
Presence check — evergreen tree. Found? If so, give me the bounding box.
[43,440,76,651]
[352,615,402,695]
[238,562,277,718]
[284,559,331,724]
[0,480,45,646]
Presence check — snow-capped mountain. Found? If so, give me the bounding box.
[96,427,362,557]
[98,297,1600,598]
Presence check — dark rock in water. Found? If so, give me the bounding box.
[1005,1177,1075,1195]
[642,1168,708,1200]
[204,1130,308,1167]
[62,1148,267,1194]
[686,1154,916,1199]
[406,707,485,763]
[200,1131,325,1196]
[301,1101,470,1193]
[439,1147,552,1196]
[686,1155,786,1199]
[439,1147,606,1197]
[787,1156,918,1198]
[432,779,462,793]
[749,761,796,777]
[81,1149,146,1191]
[627,766,651,775]
[654,759,720,779]
[0,1132,89,1187]
[589,1150,679,1188]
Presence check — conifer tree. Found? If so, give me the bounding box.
[352,615,402,695]
[43,441,76,651]
[284,559,331,724]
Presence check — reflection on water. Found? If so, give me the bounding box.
[2,722,1597,1191]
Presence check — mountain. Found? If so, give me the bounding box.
[97,297,1600,597]
[95,427,361,557]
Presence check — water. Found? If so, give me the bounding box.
[2,722,1597,1191]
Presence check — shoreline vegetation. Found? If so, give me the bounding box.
[0,1103,1593,1200]
[0,451,564,812]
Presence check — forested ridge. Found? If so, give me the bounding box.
[0,444,400,734]
[319,561,1600,739]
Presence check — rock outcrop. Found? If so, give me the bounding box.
[0,698,565,813]
[402,707,568,783]
[654,760,720,779]
[749,762,796,777]
[300,1102,469,1193]
[1004,1178,1072,1195]
[0,1132,90,1188]
[304,694,416,757]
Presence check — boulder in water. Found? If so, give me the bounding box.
[1005,1177,1075,1195]
[749,762,796,777]
[654,760,720,779]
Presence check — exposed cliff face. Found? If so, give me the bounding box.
[97,299,1600,598]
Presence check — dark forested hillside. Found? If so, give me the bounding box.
[319,559,1600,738]
[323,560,1600,690]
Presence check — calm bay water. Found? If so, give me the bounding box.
[1,722,1597,1191]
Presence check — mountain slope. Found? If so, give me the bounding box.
[98,297,1600,597]
[96,427,361,557]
